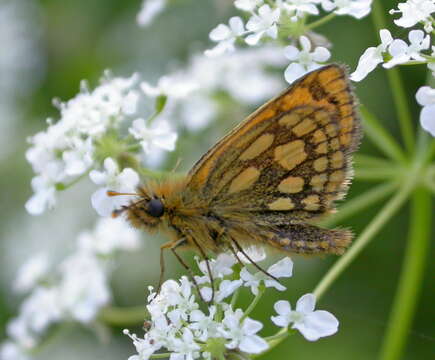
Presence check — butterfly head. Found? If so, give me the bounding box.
[108,190,166,231]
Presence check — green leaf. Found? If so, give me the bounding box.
[155,95,167,114]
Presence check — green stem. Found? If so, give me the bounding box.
[98,305,147,326]
[354,154,395,168]
[379,187,431,360]
[360,106,407,164]
[263,331,290,343]
[354,166,402,181]
[305,12,336,30]
[241,287,265,321]
[320,181,397,228]
[231,288,240,308]
[150,353,172,359]
[371,0,415,153]
[55,171,90,191]
[313,177,416,300]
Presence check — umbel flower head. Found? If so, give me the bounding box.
[124,251,339,359]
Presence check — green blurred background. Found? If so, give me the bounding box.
[0,0,433,359]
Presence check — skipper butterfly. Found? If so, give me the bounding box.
[111,64,361,292]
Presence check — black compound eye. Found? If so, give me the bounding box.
[147,198,164,218]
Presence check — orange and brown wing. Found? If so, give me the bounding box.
[185,64,361,218]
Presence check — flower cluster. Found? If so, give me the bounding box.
[350,0,435,137]
[205,1,372,84]
[124,251,339,360]
[25,72,178,216]
[0,218,141,360]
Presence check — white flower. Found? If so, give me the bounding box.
[25,175,58,215]
[321,0,372,19]
[195,253,236,285]
[240,257,293,295]
[90,157,140,217]
[383,29,430,68]
[14,253,50,294]
[220,308,269,354]
[58,251,111,322]
[129,118,178,154]
[235,0,264,11]
[124,329,158,360]
[237,245,266,264]
[215,280,243,302]
[25,73,140,215]
[26,121,71,175]
[284,35,331,83]
[0,342,30,360]
[77,217,140,255]
[416,86,435,136]
[205,17,245,57]
[189,307,219,341]
[245,5,280,45]
[141,75,197,99]
[390,0,435,32]
[167,328,201,360]
[350,29,393,81]
[271,294,339,341]
[279,0,321,20]
[8,287,62,347]
[61,74,139,137]
[137,0,167,27]
[62,137,94,176]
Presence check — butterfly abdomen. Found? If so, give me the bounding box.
[268,224,352,255]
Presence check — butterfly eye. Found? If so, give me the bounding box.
[148,198,164,218]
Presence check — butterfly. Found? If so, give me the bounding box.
[111,64,361,294]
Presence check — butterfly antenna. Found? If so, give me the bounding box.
[107,190,140,197]
[107,190,145,218]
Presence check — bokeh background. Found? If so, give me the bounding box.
[0,0,433,359]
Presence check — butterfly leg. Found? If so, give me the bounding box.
[171,244,212,303]
[156,238,187,296]
[230,237,281,283]
[228,243,244,267]
[188,235,215,303]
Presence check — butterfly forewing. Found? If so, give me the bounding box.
[185,65,361,219]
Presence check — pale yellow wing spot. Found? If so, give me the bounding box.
[279,112,301,127]
[239,133,275,161]
[268,198,295,210]
[331,151,344,169]
[325,123,338,137]
[274,140,307,170]
[278,176,305,193]
[311,129,327,144]
[310,173,328,191]
[330,138,340,150]
[292,118,317,137]
[313,156,328,172]
[315,142,328,154]
[302,195,321,211]
[228,166,260,194]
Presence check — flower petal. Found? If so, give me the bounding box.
[295,293,316,313]
[239,335,269,354]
